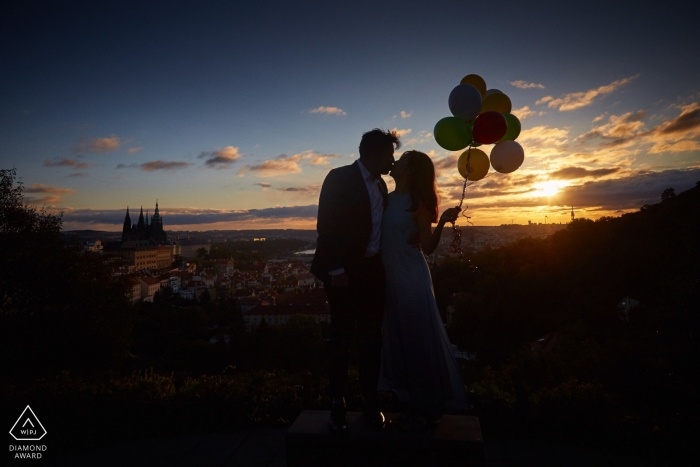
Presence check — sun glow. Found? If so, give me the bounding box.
[531,180,570,197]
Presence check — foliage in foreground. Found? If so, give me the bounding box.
[0,168,135,383]
[434,182,700,462]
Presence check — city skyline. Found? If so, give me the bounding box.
[2,1,699,230]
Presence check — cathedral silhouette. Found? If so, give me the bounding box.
[121,201,168,244]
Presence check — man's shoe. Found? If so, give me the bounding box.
[362,409,386,430]
[329,400,349,435]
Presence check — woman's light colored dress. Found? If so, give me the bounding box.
[378,191,469,418]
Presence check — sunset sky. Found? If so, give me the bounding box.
[2,1,699,231]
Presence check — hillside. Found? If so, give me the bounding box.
[433,181,699,459]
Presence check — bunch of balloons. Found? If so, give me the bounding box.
[434,74,525,181]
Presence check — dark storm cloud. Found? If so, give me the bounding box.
[555,169,700,209]
[550,166,621,180]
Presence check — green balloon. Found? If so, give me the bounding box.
[434,117,472,151]
[499,113,521,142]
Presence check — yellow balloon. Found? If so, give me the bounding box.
[481,92,512,114]
[460,74,486,97]
[458,148,489,181]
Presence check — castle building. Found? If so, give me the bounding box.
[122,201,168,244]
[120,202,178,271]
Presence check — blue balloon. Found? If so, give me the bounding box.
[448,84,482,122]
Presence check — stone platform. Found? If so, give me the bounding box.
[285,411,484,466]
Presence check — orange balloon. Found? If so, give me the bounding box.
[460,74,486,98]
[481,92,512,114]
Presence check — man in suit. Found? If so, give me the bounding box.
[311,129,401,434]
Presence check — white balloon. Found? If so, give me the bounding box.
[490,141,524,174]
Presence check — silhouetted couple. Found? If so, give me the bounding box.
[311,129,468,434]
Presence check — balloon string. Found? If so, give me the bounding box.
[451,145,474,255]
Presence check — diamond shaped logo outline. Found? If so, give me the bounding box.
[9,405,47,441]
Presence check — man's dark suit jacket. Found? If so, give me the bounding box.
[311,161,388,284]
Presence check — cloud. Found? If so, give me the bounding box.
[400,111,412,118]
[61,205,319,227]
[549,166,621,180]
[300,150,342,166]
[25,195,62,205]
[510,80,545,89]
[24,183,76,194]
[512,106,545,120]
[140,160,194,171]
[391,128,412,138]
[518,125,570,147]
[128,147,143,154]
[537,75,640,111]
[254,182,272,189]
[309,106,347,116]
[576,110,648,148]
[405,131,433,146]
[73,135,121,154]
[644,103,700,154]
[649,140,700,153]
[592,113,607,123]
[433,153,458,171]
[199,146,242,168]
[43,157,96,169]
[275,185,321,195]
[67,172,88,177]
[574,104,700,155]
[554,169,700,209]
[655,102,700,135]
[237,153,303,177]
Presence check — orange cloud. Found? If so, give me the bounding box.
[300,150,342,166]
[237,153,303,177]
[44,157,97,169]
[24,183,76,194]
[537,75,639,111]
[140,160,193,171]
[391,128,412,138]
[199,146,242,168]
[512,106,545,120]
[73,135,121,153]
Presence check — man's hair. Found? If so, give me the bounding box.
[359,128,401,159]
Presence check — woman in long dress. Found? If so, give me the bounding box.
[378,150,469,431]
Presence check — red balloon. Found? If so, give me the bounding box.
[472,111,507,145]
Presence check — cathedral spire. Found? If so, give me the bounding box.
[137,206,145,232]
[122,206,133,242]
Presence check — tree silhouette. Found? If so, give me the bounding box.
[0,168,135,383]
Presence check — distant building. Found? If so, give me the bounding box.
[178,238,210,259]
[156,245,173,268]
[118,202,178,270]
[120,241,158,271]
[121,202,167,244]
[83,239,103,253]
[130,278,141,303]
[139,276,161,302]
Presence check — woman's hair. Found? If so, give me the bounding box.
[403,150,439,223]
